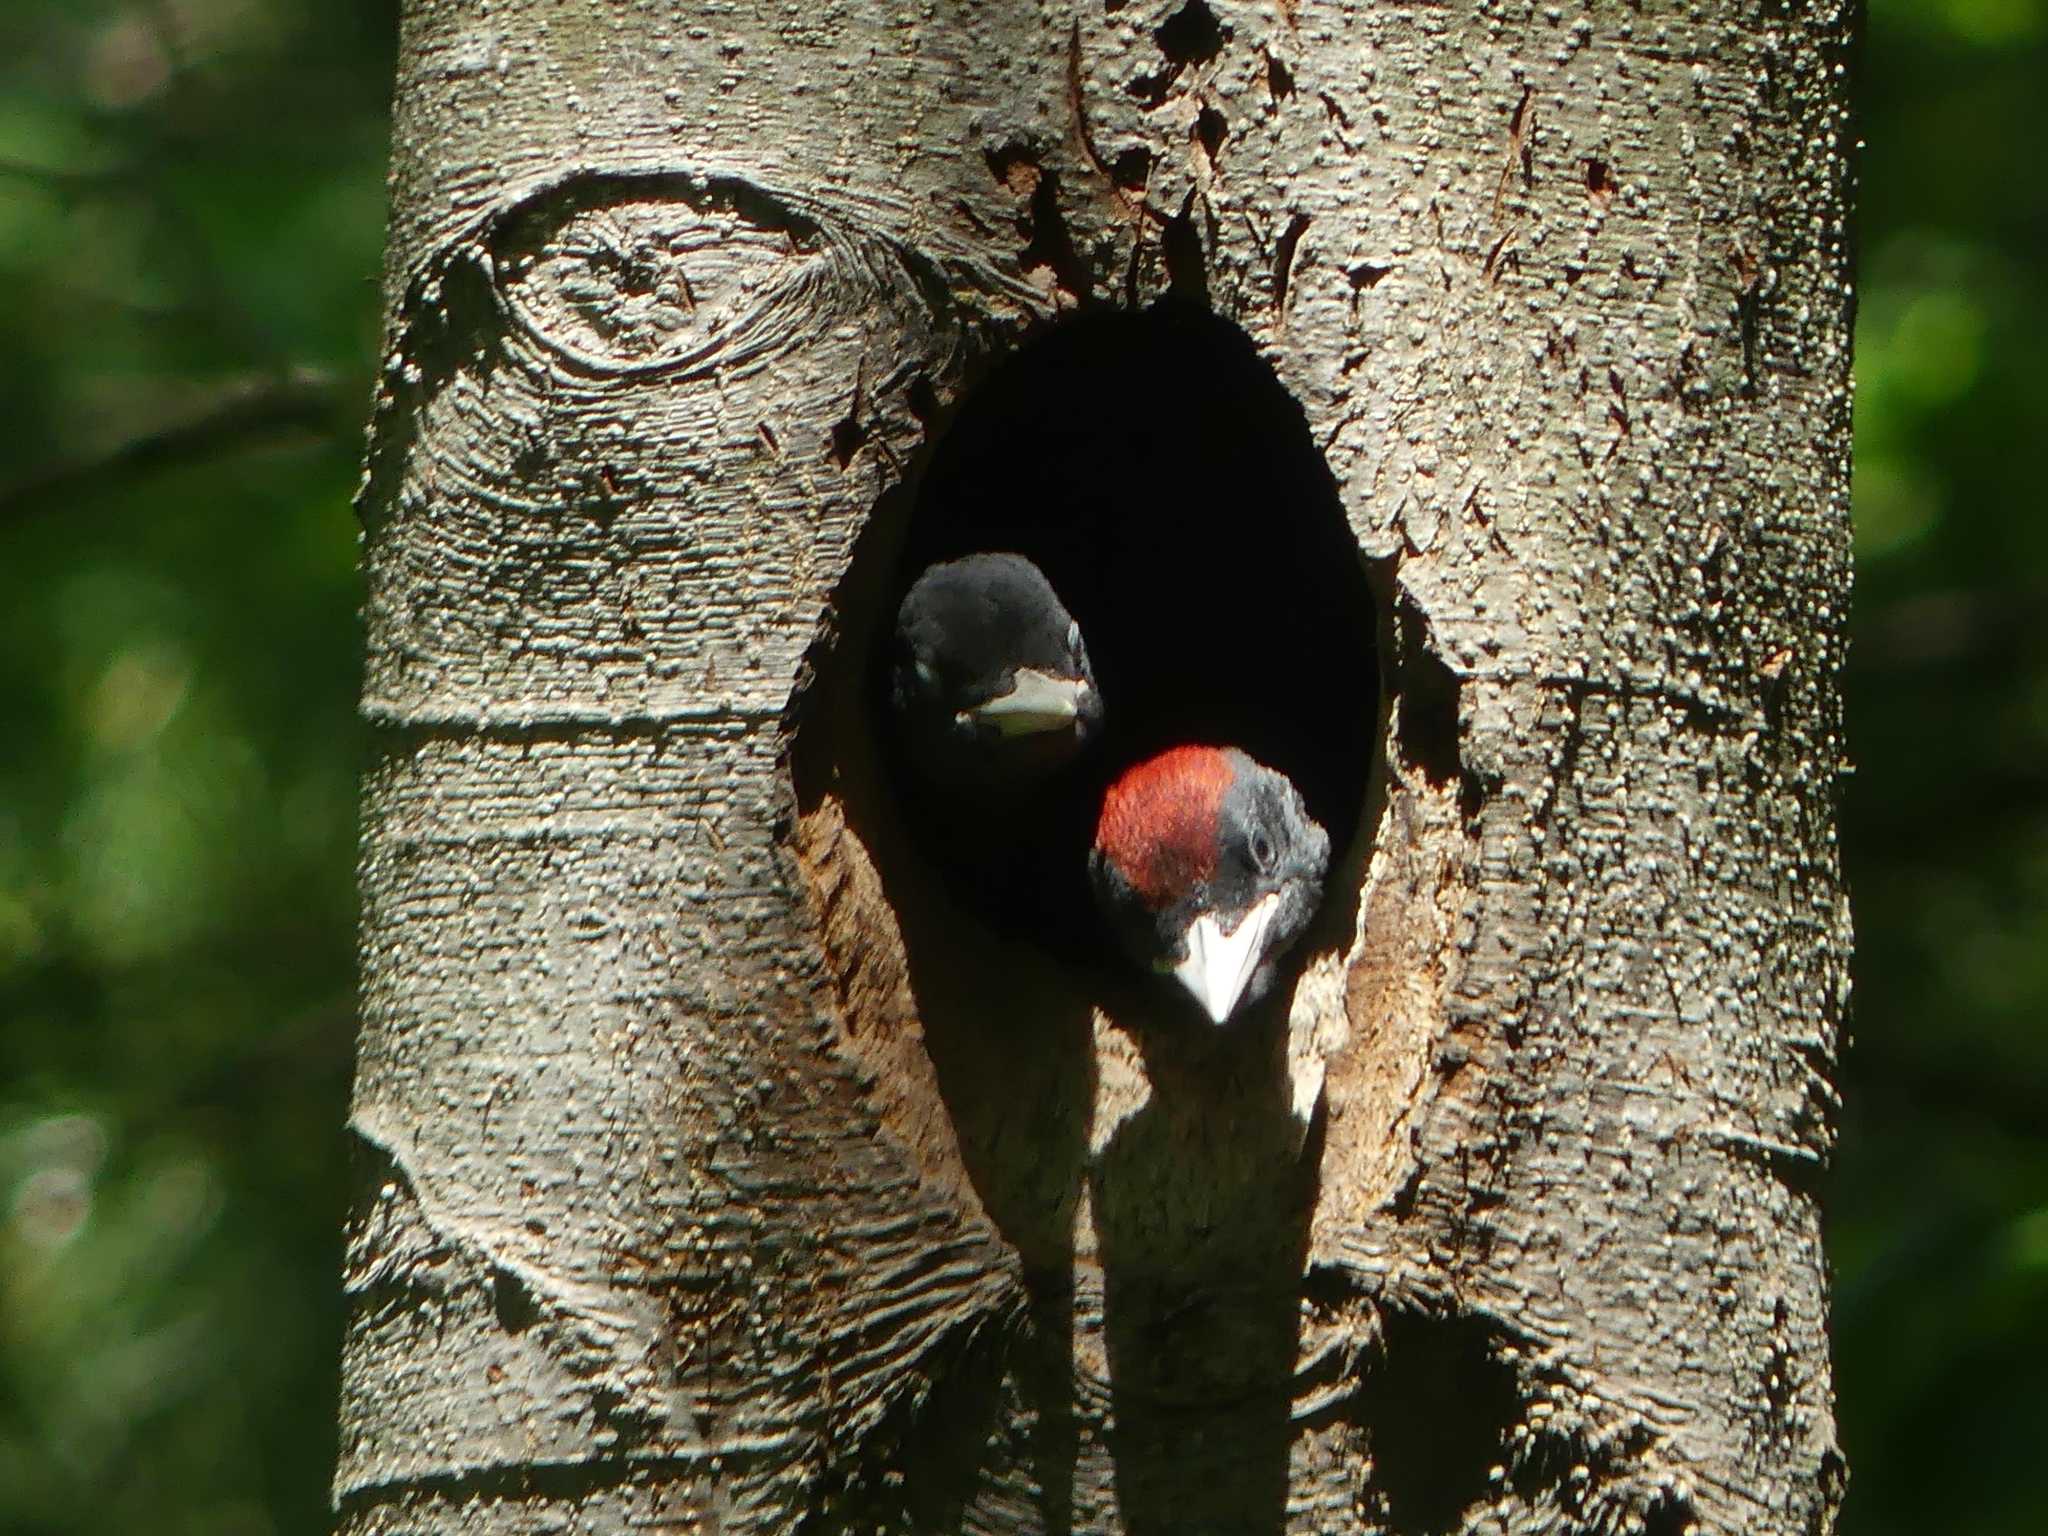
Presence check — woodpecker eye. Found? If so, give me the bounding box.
[1249,827,1276,873]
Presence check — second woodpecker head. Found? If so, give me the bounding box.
[890,552,1102,791]
[1090,745,1331,1025]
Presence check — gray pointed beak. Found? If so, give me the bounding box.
[1170,893,1282,1025]
[962,668,1092,737]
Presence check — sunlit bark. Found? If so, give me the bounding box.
[341,3,1854,1531]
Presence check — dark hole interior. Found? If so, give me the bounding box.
[876,301,1380,971]
[1155,0,1227,67]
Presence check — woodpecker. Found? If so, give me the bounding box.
[1090,745,1330,1024]
[889,552,1103,793]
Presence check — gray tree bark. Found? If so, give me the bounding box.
[340,2,1854,1534]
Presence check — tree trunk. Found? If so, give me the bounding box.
[340,2,1854,1533]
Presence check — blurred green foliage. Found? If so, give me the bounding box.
[0,1,2037,1532]
[1834,2,2048,1530]
[0,4,392,1533]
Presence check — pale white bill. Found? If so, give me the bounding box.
[962,668,1090,737]
[1171,892,1281,1025]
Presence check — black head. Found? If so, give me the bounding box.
[1090,745,1330,1024]
[890,552,1103,791]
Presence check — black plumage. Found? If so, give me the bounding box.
[883,552,1106,948]
[888,552,1102,793]
[1089,745,1330,1024]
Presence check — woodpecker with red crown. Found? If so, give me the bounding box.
[890,552,1102,794]
[1090,745,1330,1024]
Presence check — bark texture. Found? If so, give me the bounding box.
[343,2,1854,1533]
